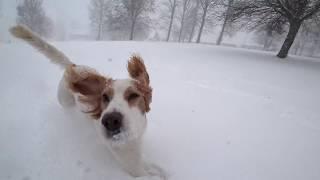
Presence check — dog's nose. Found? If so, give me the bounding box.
[102,112,123,133]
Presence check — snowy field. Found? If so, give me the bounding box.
[1,41,320,180]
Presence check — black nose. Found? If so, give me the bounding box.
[102,112,123,133]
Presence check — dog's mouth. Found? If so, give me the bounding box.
[106,129,132,146]
[106,129,121,137]
[103,128,127,141]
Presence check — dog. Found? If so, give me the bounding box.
[10,25,167,179]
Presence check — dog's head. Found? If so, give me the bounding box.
[66,55,152,145]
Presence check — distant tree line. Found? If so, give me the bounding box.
[14,0,320,58]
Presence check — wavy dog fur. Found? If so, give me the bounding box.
[127,55,152,112]
[10,25,73,69]
[10,25,109,119]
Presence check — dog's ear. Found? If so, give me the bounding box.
[65,65,107,96]
[127,55,150,86]
[127,55,152,112]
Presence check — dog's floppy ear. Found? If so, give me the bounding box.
[127,55,150,86]
[127,55,152,112]
[65,65,107,96]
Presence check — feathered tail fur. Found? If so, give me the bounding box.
[10,25,73,69]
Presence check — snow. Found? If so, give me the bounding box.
[1,41,320,180]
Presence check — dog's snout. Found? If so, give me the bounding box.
[102,112,123,133]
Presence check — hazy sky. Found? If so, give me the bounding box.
[1,0,91,39]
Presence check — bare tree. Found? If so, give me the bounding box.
[98,0,151,40]
[16,0,53,38]
[216,0,233,45]
[196,0,218,43]
[308,16,320,56]
[178,0,191,42]
[165,0,178,41]
[89,0,108,40]
[230,0,320,58]
[188,0,200,42]
[292,17,320,56]
[121,0,154,40]
[293,23,309,55]
[257,15,287,50]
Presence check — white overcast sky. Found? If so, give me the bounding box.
[0,0,91,39]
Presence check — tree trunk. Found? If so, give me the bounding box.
[299,41,306,56]
[188,0,199,42]
[216,0,233,45]
[96,3,104,41]
[178,10,186,42]
[311,35,319,57]
[216,18,227,45]
[277,21,302,58]
[263,35,269,50]
[293,42,300,55]
[179,0,189,42]
[129,19,136,40]
[299,29,308,56]
[97,21,102,40]
[196,6,207,43]
[166,2,176,41]
[263,29,272,50]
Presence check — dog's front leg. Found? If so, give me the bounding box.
[110,140,148,177]
[57,77,75,108]
[110,142,168,179]
[142,162,168,180]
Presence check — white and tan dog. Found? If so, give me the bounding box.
[10,25,167,179]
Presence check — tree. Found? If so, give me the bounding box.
[188,0,200,42]
[178,0,191,42]
[196,0,218,43]
[216,0,234,45]
[89,0,108,40]
[165,0,178,41]
[256,15,287,50]
[16,0,53,38]
[292,16,320,56]
[121,0,154,40]
[91,0,153,40]
[230,0,320,58]
[307,16,320,56]
[102,0,131,40]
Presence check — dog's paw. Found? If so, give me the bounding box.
[144,163,168,180]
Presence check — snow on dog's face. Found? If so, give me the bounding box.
[66,56,152,145]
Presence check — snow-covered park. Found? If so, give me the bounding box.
[1,41,320,180]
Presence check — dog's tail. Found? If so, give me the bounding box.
[10,25,73,69]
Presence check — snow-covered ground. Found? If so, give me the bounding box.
[1,41,320,180]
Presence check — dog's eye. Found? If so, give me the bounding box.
[102,94,110,103]
[128,93,140,101]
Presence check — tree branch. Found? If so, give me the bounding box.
[302,2,320,20]
[265,0,287,17]
[276,0,294,18]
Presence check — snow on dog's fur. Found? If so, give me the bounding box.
[10,25,167,179]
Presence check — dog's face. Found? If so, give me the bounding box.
[66,56,152,145]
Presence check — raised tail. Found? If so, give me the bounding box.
[10,25,74,69]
